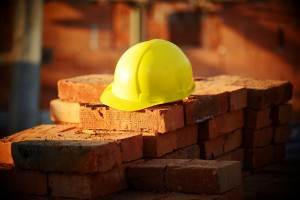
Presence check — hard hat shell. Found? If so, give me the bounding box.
[100,39,195,111]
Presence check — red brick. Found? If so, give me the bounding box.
[50,99,81,124]
[57,74,113,103]
[194,77,248,111]
[223,128,242,153]
[48,165,127,199]
[271,103,293,124]
[216,148,244,168]
[183,88,228,124]
[244,108,272,129]
[163,145,200,159]
[199,109,244,139]
[176,124,198,149]
[1,124,143,166]
[126,159,241,194]
[0,168,48,196]
[166,159,242,194]
[12,140,122,173]
[272,124,291,144]
[126,159,189,192]
[200,137,224,159]
[143,131,177,158]
[243,127,274,148]
[80,103,184,133]
[81,129,143,163]
[244,145,274,169]
[226,86,248,111]
[208,75,293,109]
[272,143,286,162]
[0,124,76,165]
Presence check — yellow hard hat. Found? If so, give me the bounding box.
[100,39,195,111]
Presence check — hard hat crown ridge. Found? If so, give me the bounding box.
[100,39,195,111]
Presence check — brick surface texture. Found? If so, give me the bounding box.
[80,104,184,133]
[57,74,113,103]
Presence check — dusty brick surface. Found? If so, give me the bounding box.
[81,129,143,163]
[143,131,177,158]
[272,124,291,144]
[216,148,244,168]
[12,140,122,173]
[49,165,127,199]
[0,124,76,165]
[0,168,48,196]
[50,99,81,124]
[183,88,228,124]
[199,109,244,139]
[166,159,242,194]
[208,75,293,109]
[80,103,184,133]
[243,127,274,148]
[57,74,113,103]
[244,145,274,169]
[244,108,272,129]
[1,124,142,166]
[271,103,293,124]
[163,145,200,159]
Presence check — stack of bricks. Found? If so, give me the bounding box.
[0,73,293,199]
[186,78,247,166]
[203,75,293,169]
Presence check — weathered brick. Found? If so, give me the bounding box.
[80,103,184,133]
[50,99,81,124]
[272,124,291,144]
[216,148,244,168]
[244,145,274,169]
[225,85,248,111]
[176,124,198,149]
[208,75,293,109]
[81,129,143,163]
[272,143,286,162]
[126,159,241,194]
[0,168,48,196]
[12,140,122,173]
[166,159,242,194]
[223,128,242,153]
[199,109,244,139]
[271,103,293,124]
[143,131,177,158]
[0,124,76,165]
[57,74,113,103]
[1,124,143,166]
[244,108,272,129]
[126,159,189,192]
[49,165,127,199]
[183,85,228,124]
[163,145,200,159]
[243,127,274,148]
[200,137,224,159]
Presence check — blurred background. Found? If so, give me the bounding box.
[0,0,299,137]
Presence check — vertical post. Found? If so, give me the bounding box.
[130,2,146,46]
[9,0,43,134]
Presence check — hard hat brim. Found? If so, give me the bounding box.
[100,83,158,112]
